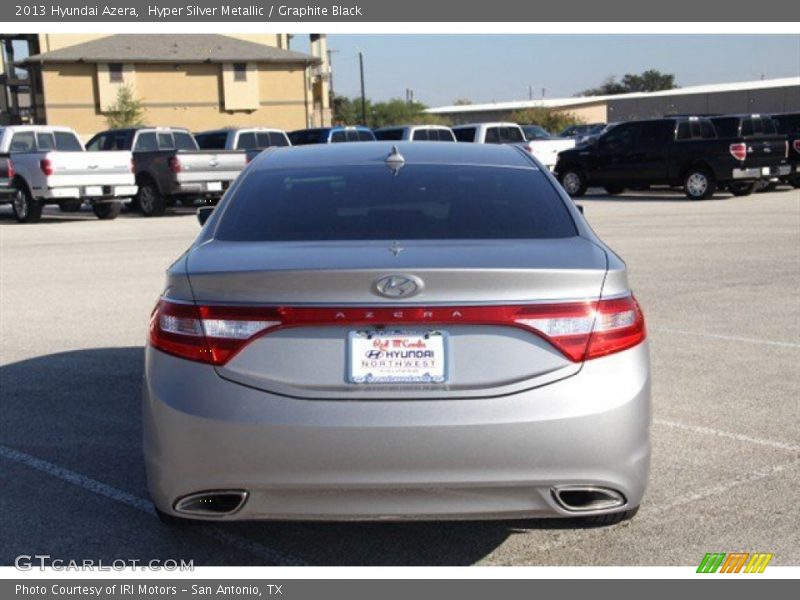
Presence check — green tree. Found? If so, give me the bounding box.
[331,95,447,128]
[579,69,677,96]
[509,107,585,133]
[105,85,146,128]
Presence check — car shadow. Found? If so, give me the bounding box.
[0,205,197,224]
[1,347,607,566]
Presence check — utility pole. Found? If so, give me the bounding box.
[359,51,367,126]
[528,85,533,101]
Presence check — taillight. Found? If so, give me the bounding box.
[168,156,182,173]
[149,296,646,366]
[130,158,135,173]
[785,140,789,158]
[7,159,14,179]
[40,158,53,176]
[793,139,800,155]
[729,143,747,161]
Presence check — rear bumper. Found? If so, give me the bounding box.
[732,164,791,180]
[143,342,651,521]
[38,184,137,200]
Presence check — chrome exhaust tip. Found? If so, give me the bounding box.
[174,490,248,516]
[552,486,626,512]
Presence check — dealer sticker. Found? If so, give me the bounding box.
[348,330,447,384]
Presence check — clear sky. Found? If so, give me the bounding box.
[293,35,800,106]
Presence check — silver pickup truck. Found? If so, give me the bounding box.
[87,127,246,216]
[0,125,137,223]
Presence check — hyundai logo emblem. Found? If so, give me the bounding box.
[373,275,423,298]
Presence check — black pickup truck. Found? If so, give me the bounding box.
[86,127,245,216]
[709,114,791,193]
[555,116,788,200]
[771,112,800,188]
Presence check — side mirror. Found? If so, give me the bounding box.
[576,204,584,215]
[197,206,214,226]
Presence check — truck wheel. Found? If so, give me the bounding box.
[728,181,757,197]
[58,199,83,212]
[603,185,626,195]
[12,185,43,223]
[137,182,166,217]
[92,201,122,220]
[559,168,587,197]
[684,168,716,200]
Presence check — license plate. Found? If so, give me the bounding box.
[348,330,447,384]
[207,181,223,192]
[84,186,103,197]
[761,167,771,176]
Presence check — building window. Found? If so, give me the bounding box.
[109,63,123,83]
[233,63,247,82]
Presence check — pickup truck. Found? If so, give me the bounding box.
[194,127,291,151]
[86,127,246,216]
[770,112,800,188]
[709,114,791,193]
[287,126,376,145]
[554,116,788,200]
[374,125,456,142]
[0,125,136,223]
[451,122,575,171]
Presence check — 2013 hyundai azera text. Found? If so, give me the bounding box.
[143,142,650,524]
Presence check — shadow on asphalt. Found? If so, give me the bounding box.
[0,205,197,224]
[1,347,612,566]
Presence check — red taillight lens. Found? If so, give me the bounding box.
[168,156,182,173]
[40,158,53,176]
[7,159,14,179]
[149,296,646,366]
[130,158,135,173]
[793,140,800,155]
[729,143,747,161]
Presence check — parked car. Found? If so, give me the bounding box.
[452,122,574,171]
[708,114,791,193]
[768,112,800,188]
[287,126,376,145]
[374,125,456,142]
[194,128,291,151]
[0,125,136,223]
[560,123,606,138]
[87,127,246,216]
[145,142,650,525]
[555,117,787,200]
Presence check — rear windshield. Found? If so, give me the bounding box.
[375,129,405,141]
[772,113,800,134]
[453,128,476,142]
[215,164,577,241]
[236,131,290,150]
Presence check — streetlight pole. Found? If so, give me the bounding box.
[359,51,367,126]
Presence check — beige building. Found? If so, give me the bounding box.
[8,34,332,138]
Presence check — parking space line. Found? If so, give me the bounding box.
[0,444,306,566]
[654,419,800,453]
[480,458,800,565]
[650,327,800,349]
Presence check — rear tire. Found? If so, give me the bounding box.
[603,185,625,195]
[728,181,757,197]
[136,182,166,217]
[58,199,83,212]
[581,506,639,526]
[684,168,716,200]
[92,201,122,220]
[790,176,800,189]
[559,168,587,197]
[11,185,43,223]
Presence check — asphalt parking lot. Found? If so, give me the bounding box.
[1,187,798,566]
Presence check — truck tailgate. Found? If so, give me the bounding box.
[44,151,135,187]
[173,150,245,185]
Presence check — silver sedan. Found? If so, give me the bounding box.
[143,142,650,524]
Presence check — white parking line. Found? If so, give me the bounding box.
[654,419,800,453]
[0,444,306,567]
[651,327,800,349]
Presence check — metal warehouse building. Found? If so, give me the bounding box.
[426,77,800,124]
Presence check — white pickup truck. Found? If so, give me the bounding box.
[451,122,575,171]
[0,125,137,223]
